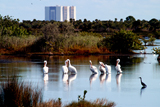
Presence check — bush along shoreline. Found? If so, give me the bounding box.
[0,30,145,55]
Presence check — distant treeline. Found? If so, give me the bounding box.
[0,15,157,54]
[1,15,160,38]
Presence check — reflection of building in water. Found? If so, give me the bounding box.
[116,74,122,91]
[89,73,98,86]
[99,74,106,84]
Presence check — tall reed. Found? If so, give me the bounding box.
[0,77,62,107]
[0,77,42,107]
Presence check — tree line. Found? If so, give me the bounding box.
[0,15,158,54]
[1,15,160,37]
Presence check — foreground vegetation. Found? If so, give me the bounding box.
[0,77,115,107]
[0,15,159,54]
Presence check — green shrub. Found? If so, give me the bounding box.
[104,30,144,53]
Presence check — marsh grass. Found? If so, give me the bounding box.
[65,90,115,107]
[0,77,61,107]
[0,77,41,107]
[0,33,108,54]
[0,35,39,52]
[37,99,61,107]
[61,35,104,54]
[65,99,115,107]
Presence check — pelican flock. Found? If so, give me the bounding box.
[48,58,149,91]
[99,61,111,74]
[62,59,77,74]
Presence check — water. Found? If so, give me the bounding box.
[0,41,160,107]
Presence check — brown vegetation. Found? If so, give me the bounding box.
[0,77,115,107]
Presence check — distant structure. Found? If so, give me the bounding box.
[69,6,76,21]
[45,5,76,22]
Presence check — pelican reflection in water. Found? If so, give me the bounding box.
[62,73,69,84]
[89,73,98,86]
[43,73,48,81]
[99,74,106,85]
[43,73,48,90]
[106,74,111,83]
[62,73,69,90]
[68,74,77,86]
[116,73,122,91]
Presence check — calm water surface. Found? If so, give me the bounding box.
[0,44,160,107]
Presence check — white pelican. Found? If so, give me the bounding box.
[43,60,48,74]
[115,59,122,73]
[99,61,111,74]
[62,59,69,74]
[67,59,77,74]
[99,62,106,74]
[43,73,49,90]
[89,60,98,74]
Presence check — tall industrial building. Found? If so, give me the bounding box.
[70,6,76,21]
[45,5,76,22]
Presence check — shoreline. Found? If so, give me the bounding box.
[0,52,155,57]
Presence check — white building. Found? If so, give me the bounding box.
[45,5,76,22]
[45,5,63,21]
[63,6,70,21]
[70,6,76,21]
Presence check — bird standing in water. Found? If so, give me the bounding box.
[89,60,98,74]
[62,59,69,74]
[99,61,111,74]
[43,60,48,74]
[67,59,77,74]
[139,77,147,87]
[115,59,122,74]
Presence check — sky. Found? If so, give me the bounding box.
[0,0,160,22]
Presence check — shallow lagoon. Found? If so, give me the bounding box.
[0,42,160,107]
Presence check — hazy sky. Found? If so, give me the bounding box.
[0,0,160,21]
